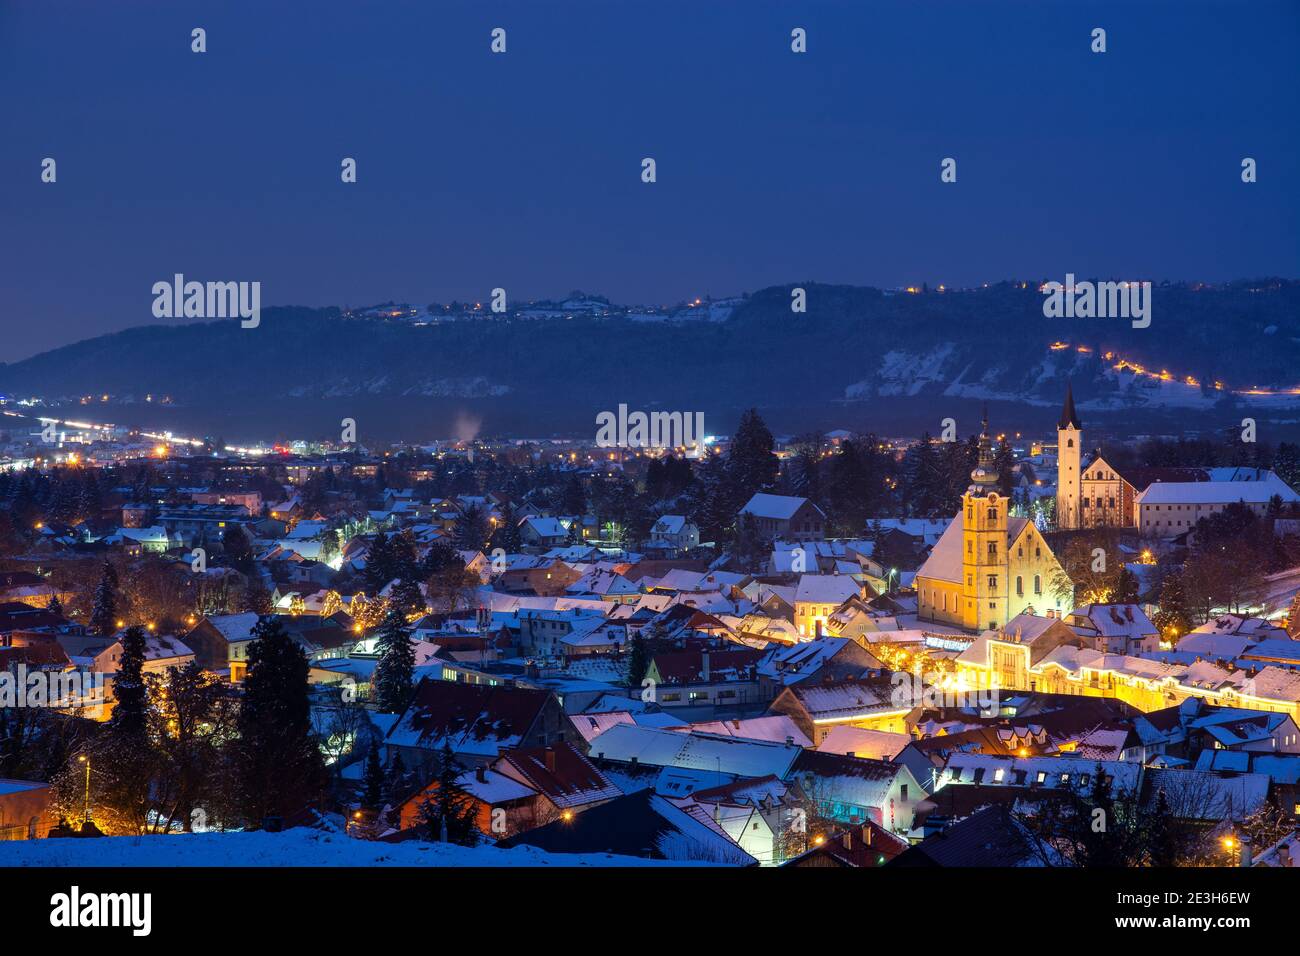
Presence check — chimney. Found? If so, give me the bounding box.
[1240,835,1253,868]
[701,650,711,682]
[544,747,556,773]
[815,619,823,639]
[475,766,487,783]
[842,831,852,851]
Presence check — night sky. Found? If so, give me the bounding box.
[2,0,1297,361]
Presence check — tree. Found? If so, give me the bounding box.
[728,409,779,505]
[47,593,64,618]
[1110,566,1141,605]
[373,608,416,714]
[109,626,149,741]
[418,741,478,845]
[88,563,118,637]
[627,632,651,691]
[390,575,426,619]
[363,742,384,809]
[148,661,235,832]
[904,434,945,517]
[1152,572,1194,641]
[233,616,327,827]
[222,523,254,574]
[454,504,490,550]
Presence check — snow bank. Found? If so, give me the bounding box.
[0,828,681,868]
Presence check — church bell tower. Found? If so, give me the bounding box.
[961,410,1008,632]
[1056,382,1083,530]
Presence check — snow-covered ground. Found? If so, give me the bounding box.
[0,829,683,868]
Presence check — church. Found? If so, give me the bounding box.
[915,417,1073,632]
[1053,382,1297,531]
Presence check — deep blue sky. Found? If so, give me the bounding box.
[2,0,1297,361]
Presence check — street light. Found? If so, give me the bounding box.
[77,755,92,824]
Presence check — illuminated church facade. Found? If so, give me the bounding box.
[916,417,1073,633]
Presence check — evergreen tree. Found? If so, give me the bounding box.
[373,608,416,714]
[993,438,1016,497]
[109,625,149,740]
[363,534,395,594]
[418,741,478,845]
[88,563,118,637]
[1152,572,1194,642]
[1111,566,1141,604]
[222,523,254,574]
[47,593,64,618]
[390,576,426,619]
[905,433,945,517]
[233,616,326,827]
[728,408,779,504]
[627,631,651,690]
[363,742,384,809]
[454,504,489,550]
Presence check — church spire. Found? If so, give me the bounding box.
[1059,380,1083,430]
[969,406,999,492]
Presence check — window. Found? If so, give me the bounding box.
[987,575,998,591]
[1034,575,1042,595]
[1016,576,1023,596]
[987,542,997,557]
[994,768,1005,782]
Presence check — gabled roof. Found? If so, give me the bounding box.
[739,493,822,521]
[387,677,552,756]
[495,742,622,809]
[498,789,757,865]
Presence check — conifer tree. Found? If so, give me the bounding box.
[109,625,150,741]
[1152,572,1194,642]
[363,742,384,809]
[1111,566,1141,604]
[88,563,118,637]
[418,741,478,845]
[373,608,416,714]
[233,616,326,827]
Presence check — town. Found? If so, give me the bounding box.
[2,384,1299,870]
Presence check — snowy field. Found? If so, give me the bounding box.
[0,829,684,867]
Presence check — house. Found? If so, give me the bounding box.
[385,677,577,769]
[647,515,699,555]
[644,647,766,710]
[769,676,909,745]
[888,804,1039,867]
[1065,604,1160,655]
[394,764,544,838]
[787,749,922,833]
[586,723,802,783]
[756,637,883,696]
[0,779,53,841]
[92,632,195,675]
[182,611,260,681]
[0,601,77,646]
[1136,476,1300,538]
[0,572,72,611]
[492,742,622,813]
[738,493,825,543]
[793,575,869,637]
[782,819,910,867]
[519,516,570,549]
[498,789,758,865]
